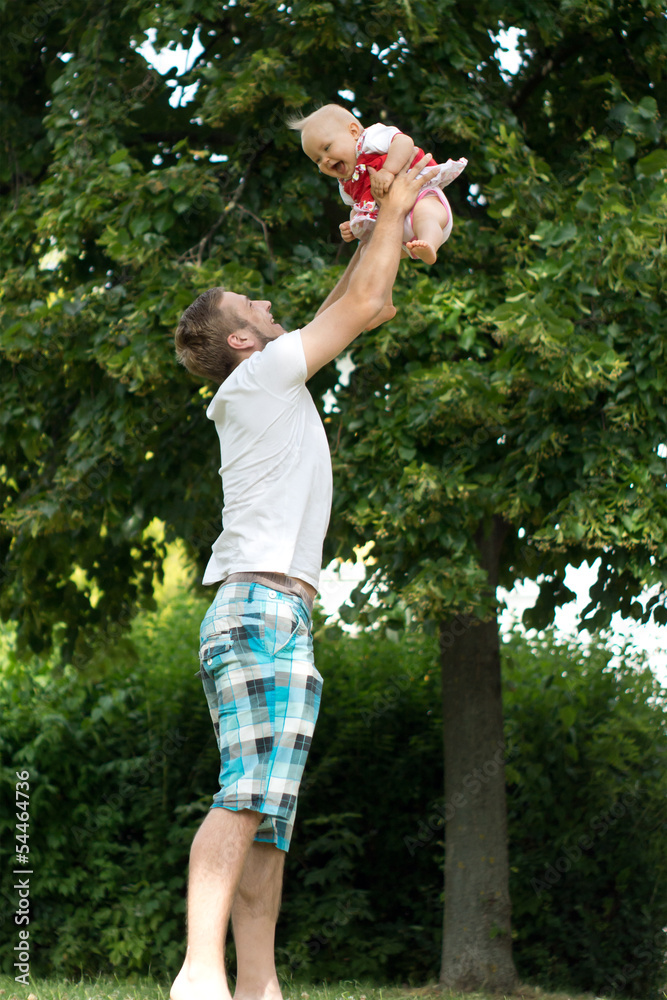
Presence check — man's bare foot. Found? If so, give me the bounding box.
[171,966,231,1000]
[405,239,437,264]
[234,987,283,1000]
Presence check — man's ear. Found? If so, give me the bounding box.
[227,329,254,351]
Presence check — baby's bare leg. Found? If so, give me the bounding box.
[365,300,397,330]
[406,196,452,265]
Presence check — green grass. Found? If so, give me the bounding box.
[0,975,613,1000]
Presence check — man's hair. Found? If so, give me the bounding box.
[286,103,361,136]
[174,287,252,384]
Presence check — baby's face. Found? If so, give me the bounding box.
[301,117,362,181]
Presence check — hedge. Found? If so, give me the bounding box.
[1,587,665,996]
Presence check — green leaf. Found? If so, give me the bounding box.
[653,605,667,626]
[637,96,659,119]
[529,221,578,246]
[129,215,151,238]
[613,136,636,161]
[576,192,597,213]
[558,704,577,730]
[108,148,129,166]
[636,150,667,176]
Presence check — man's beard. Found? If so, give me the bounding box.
[252,323,279,350]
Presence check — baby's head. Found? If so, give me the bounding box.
[288,104,363,181]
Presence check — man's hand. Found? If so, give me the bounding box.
[370,167,395,200]
[339,220,356,243]
[371,153,438,216]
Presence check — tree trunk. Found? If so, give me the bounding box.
[439,516,518,992]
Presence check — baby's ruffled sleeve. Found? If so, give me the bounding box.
[360,122,402,154]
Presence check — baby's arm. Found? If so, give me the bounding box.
[370,133,416,199]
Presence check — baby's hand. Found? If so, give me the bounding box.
[339,221,355,243]
[369,167,395,200]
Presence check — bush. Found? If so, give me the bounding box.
[0,587,213,977]
[0,594,443,983]
[1,593,665,995]
[502,631,667,997]
[276,619,443,982]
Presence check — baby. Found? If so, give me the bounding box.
[289,103,467,265]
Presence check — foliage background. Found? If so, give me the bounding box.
[1,0,666,654]
[1,573,666,996]
[1,0,667,995]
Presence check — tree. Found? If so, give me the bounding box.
[1,0,666,990]
[325,4,666,988]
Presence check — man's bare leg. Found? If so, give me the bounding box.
[171,807,261,1000]
[231,842,286,1000]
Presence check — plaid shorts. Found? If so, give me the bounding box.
[198,581,323,852]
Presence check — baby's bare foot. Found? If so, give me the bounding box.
[364,303,396,331]
[406,239,437,264]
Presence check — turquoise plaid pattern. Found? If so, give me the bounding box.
[198,582,322,852]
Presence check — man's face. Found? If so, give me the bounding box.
[302,117,361,181]
[221,291,286,349]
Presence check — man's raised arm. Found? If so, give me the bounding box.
[313,243,363,319]
[300,154,437,379]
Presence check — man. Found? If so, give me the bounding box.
[170,154,436,1000]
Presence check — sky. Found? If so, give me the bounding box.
[136,27,204,106]
[135,25,527,105]
[134,25,667,684]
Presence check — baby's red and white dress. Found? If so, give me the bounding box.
[339,122,467,256]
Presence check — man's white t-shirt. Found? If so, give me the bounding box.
[202,329,333,591]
